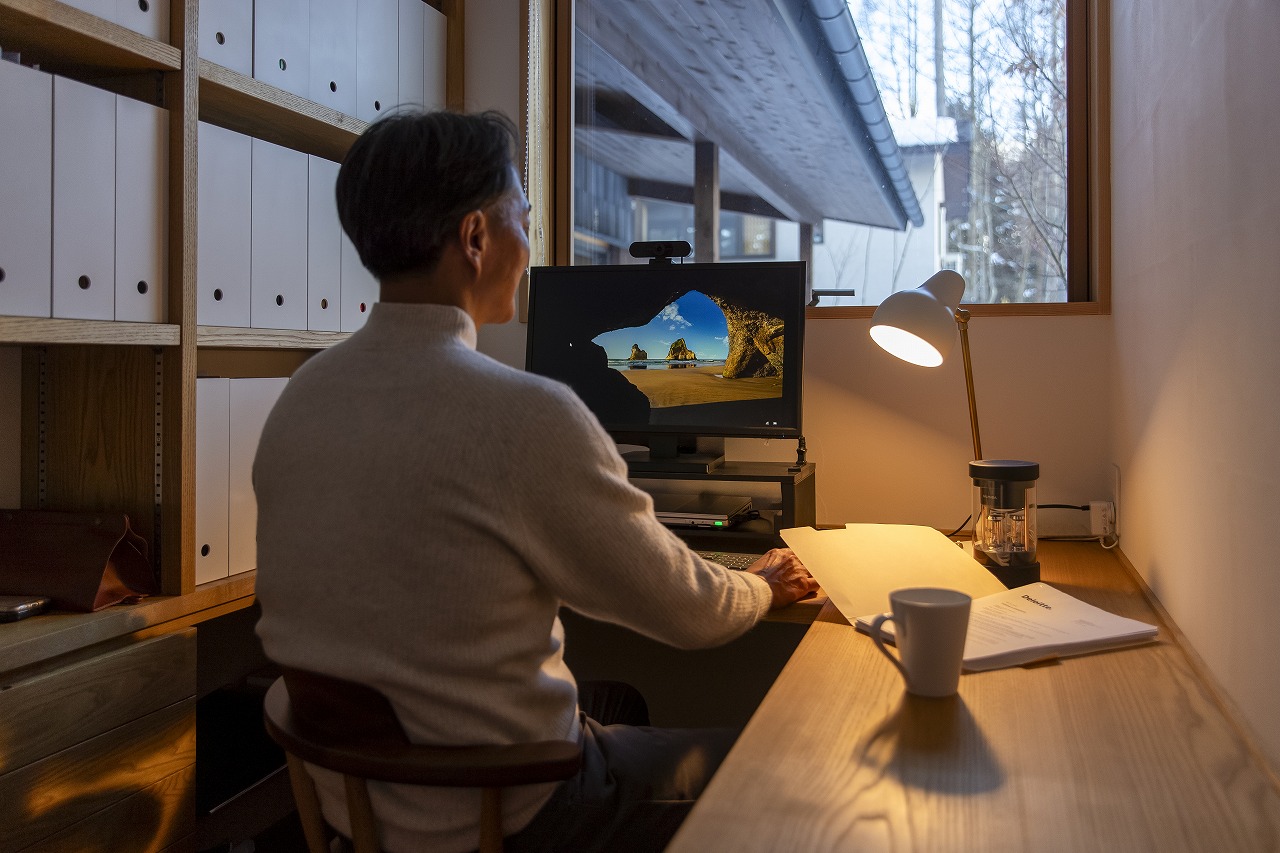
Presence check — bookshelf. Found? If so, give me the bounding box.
[0,1,463,847]
[0,0,462,597]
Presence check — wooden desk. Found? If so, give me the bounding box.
[668,541,1280,852]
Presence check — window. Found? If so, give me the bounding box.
[538,0,1105,310]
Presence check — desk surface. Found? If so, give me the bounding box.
[668,541,1280,852]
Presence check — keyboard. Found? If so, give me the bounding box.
[695,550,764,570]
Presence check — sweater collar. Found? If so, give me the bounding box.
[362,302,478,350]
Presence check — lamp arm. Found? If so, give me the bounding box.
[955,308,983,461]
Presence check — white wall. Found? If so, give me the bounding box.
[461,0,522,119]
[734,314,1113,530]
[1109,0,1280,769]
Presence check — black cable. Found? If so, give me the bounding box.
[949,505,1087,540]
[945,514,972,538]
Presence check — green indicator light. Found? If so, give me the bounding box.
[714,521,724,526]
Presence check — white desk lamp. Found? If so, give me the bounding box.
[869,270,1042,587]
[869,270,982,460]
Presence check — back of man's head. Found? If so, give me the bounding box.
[336,109,518,281]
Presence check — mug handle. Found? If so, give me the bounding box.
[870,613,910,684]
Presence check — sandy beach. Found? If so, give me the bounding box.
[616,364,782,408]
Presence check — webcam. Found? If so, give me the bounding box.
[628,241,693,264]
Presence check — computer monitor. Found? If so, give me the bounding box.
[525,261,805,471]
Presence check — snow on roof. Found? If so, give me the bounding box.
[889,115,959,149]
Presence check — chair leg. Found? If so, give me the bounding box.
[284,753,332,853]
[345,775,382,853]
[479,788,503,853]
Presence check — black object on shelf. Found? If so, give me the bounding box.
[630,460,817,551]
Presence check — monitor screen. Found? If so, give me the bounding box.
[525,261,805,462]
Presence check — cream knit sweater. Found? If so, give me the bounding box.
[253,303,772,852]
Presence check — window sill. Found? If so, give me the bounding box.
[807,301,1109,320]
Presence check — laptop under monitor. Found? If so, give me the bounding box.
[650,493,753,529]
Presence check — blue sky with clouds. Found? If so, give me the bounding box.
[593,291,730,361]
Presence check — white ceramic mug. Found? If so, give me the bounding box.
[870,587,972,698]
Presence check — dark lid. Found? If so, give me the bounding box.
[969,459,1039,481]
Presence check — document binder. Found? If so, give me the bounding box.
[198,122,252,327]
[115,96,168,323]
[196,378,231,585]
[251,138,309,330]
[0,60,53,318]
[355,0,398,123]
[52,76,115,321]
[307,156,343,332]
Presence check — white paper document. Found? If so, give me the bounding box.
[781,524,1007,621]
[857,582,1159,672]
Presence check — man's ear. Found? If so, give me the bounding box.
[457,209,487,274]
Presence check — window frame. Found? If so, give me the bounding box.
[526,0,1109,319]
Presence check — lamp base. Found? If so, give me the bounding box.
[983,561,1040,589]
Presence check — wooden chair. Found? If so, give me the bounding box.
[262,667,582,853]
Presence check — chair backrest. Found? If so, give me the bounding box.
[262,667,582,853]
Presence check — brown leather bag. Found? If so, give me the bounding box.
[0,509,155,612]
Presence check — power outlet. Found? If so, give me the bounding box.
[1090,501,1116,539]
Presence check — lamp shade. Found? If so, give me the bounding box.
[869,270,967,367]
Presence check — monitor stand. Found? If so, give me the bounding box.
[622,435,724,474]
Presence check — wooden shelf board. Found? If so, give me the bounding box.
[0,572,257,674]
[196,325,350,350]
[629,460,815,483]
[0,316,180,346]
[0,0,180,71]
[198,59,365,162]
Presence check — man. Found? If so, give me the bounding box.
[253,110,818,852]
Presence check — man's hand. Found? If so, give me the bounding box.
[746,548,819,609]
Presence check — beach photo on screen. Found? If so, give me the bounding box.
[591,291,785,409]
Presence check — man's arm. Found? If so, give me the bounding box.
[502,383,814,648]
